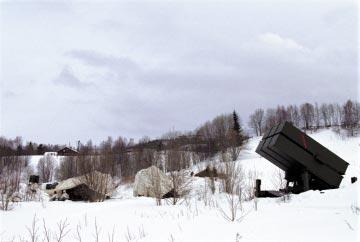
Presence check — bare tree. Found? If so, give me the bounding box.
[80,170,113,202]
[42,219,51,242]
[218,152,244,221]
[25,216,70,242]
[333,103,342,126]
[243,169,259,201]
[314,102,321,129]
[285,104,302,128]
[264,108,277,132]
[248,108,264,136]
[275,105,288,123]
[54,218,70,242]
[167,170,192,205]
[300,103,315,129]
[320,103,331,127]
[26,215,39,242]
[196,113,239,154]
[0,157,23,210]
[228,145,241,162]
[57,156,78,180]
[354,101,360,127]
[271,169,286,190]
[37,155,56,183]
[343,100,358,136]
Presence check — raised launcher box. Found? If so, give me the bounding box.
[255,122,349,195]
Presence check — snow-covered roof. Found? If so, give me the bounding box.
[55,171,113,194]
[55,177,81,191]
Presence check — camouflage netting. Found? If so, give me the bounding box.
[133,166,171,198]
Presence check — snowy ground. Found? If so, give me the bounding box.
[1,129,359,242]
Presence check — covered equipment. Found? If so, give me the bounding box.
[256,122,349,194]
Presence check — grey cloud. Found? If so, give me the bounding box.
[93,20,124,31]
[3,91,17,98]
[53,66,91,89]
[1,1,357,144]
[65,50,139,75]
[322,5,357,26]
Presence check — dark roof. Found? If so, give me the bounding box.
[57,147,79,155]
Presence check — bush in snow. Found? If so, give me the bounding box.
[167,170,192,205]
[0,157,23,210]
[37,155,56,183]
[218,152,244,221]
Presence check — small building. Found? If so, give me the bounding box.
[57,147,79,156]
[53,171,113,201]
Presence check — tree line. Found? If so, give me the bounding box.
[56,111,244,182]
[248,99,360,136]
[1,99,359,183]
[0,137,63,157]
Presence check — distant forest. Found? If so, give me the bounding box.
[0,99,359,183]
[248,99,360,136]
[1,99,359,157]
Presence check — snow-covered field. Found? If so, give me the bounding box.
[1,129,359,242]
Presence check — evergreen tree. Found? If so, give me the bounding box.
[27,142,34,155]
[37,144,45,155]
[16,145,23,155]
[233,110,241,134]
[232,110,243,146]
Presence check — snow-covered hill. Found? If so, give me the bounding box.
[0,129,359,242]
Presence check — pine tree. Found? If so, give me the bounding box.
[232,110,243,146]
[233,110,241,134]
[28,142,34,155]
[37,144,45,155]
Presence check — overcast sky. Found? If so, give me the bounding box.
[0,0,358,145]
